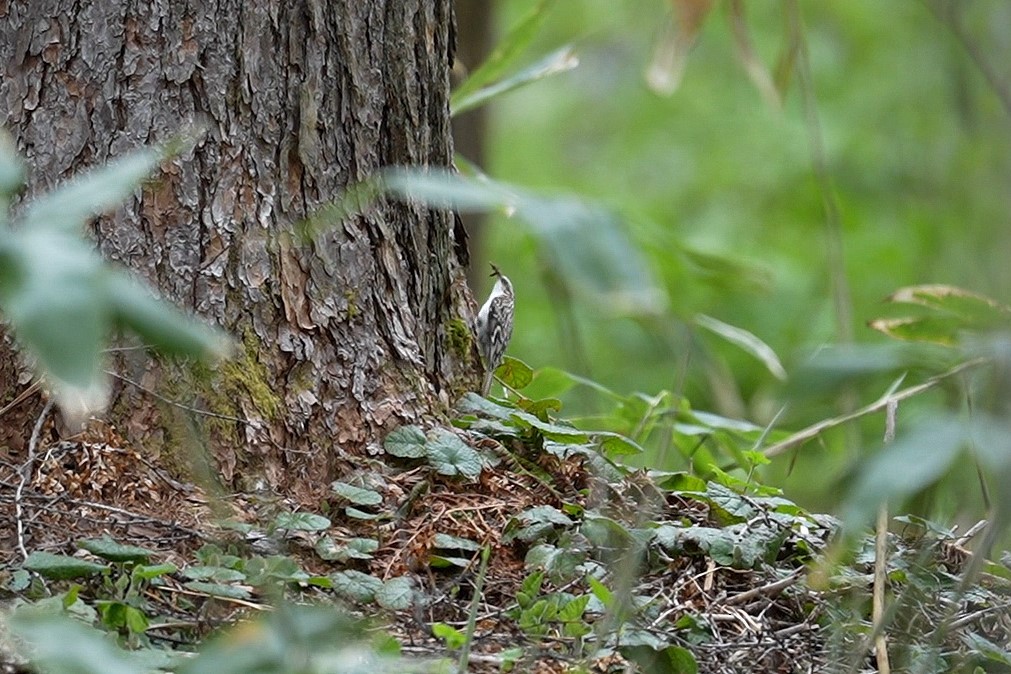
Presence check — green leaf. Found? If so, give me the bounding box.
[315,536,378,562]
[345,506,382,520]
[330,570,383,603]
[557,595,590,622]
[9,607,145,674]
[375,576,414,611]
[77,536,153,563]
[695,313,787,380]
[453,46,579,116]
[23,552,108,580]
[383,424,428,458]
[124,606,150,634]
[621,645,699,674]
[868,316,965,346]
[132,563,177,580]
[520,505,574,527]
[496,355,534,390]
[21,147,163,234]
[434,533,482,552]
[432,622,466,649]
[451,0,557,104]
[0,230,108,400]
[273,511,331,531]
[597,432,645,456]
[330,481,383,506]
[426,429,484,480]
[182,566,246,582]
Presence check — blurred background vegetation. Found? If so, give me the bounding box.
[461,0,1011,521]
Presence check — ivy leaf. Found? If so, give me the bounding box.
[273,511,331,532]
[24,552,108,580]
[384,424,427,458]
[426,429,483,480]
[330,570,383,603]
[77,537,153,563]
[375,576,414,611]
[496,355,534,390]
[330,481,383,506]
[434,533,482,552]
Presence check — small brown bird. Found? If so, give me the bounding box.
[476,264,514,395]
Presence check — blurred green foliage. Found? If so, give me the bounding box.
[471,1,1011,513]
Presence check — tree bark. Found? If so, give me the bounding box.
[0,0,474,498]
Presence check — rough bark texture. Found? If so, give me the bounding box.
[1,0,475,497]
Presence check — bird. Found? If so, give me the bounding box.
[476,264,514,396]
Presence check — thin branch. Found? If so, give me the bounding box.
[106,370,258,427]
[872,399,897,674]
[761,358,985,457]
[15,399,53,561]
[921,0,1011,118]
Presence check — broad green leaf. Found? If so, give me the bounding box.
[315,536,378,562]
[520,505,574,527]
[868,316,964,346]
[383,424,428,458]
[432,622,466,649]
[9,607,143,674]
[345,506,382,520]
[273,511,331,531]
[496,355,534,390]
[426,429,483,480]
[844,417,966,527]
[457,391,515,419]
[21,148,163,233]
[132,563,177,580]
[375,576,414,611]
[434,533,482,551]
[330,570,383,603]
[77,537,152,563]
[452,46,579,116]
[330,481,383,506]
[597,432,645,456]
[0,230,107,393]
[451,0,557,104]
[557,595,590,622]
[695,313,787,380]
[888,284,1011,324]
[182,566,246,582]
[24,552,108,580]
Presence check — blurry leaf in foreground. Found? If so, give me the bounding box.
[21,148,163,234]
[9,606,145,674]
[452,0,558,105]
[695,313,787,380]
[842,417,966,529]
[0,140,232,422]
[452,46,579,117]
[646,0,716,95]
[383,169,666,317]
[870,284,1011,346]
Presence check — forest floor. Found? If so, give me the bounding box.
[1,399,1010,674]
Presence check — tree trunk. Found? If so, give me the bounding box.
[0,0,474,499]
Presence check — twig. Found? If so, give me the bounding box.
[761,358,985,457]
[725,568,804,606]
[106,370,257,427]
[872,399,897,674]
[0,379,43,420]
[952,519,987,549]
[14,399,53,561]
[457,546,491,674]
